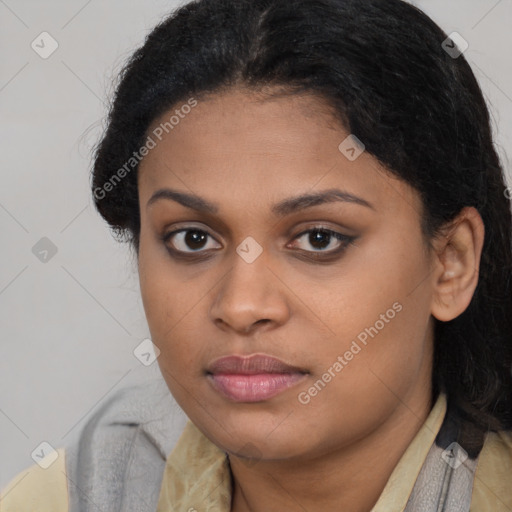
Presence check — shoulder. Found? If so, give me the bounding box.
[0,378,178,512]
[0,447,68,512]
[471,429,512,511]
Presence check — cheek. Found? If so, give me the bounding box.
[139,264,204,403]
[293,266,433,448]
[137,234,212,377]
[138,231,185,346]
[312,229,433,384]
[138,225,184,324]
[139,269,198,358]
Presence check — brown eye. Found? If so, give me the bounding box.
[291,228,355,254]
[163,229,221,253]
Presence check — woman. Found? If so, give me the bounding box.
[2,0,511,510]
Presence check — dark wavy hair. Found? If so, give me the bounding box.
[91,0,512,434]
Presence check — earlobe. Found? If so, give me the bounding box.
[430,207,485,322]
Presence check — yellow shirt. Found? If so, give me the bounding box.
[1,393,511,511]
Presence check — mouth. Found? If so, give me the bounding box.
[206,354,309,402]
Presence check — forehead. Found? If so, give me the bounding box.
[137,87,420,220]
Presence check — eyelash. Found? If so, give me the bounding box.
[160,226,357,262]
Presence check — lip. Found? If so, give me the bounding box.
[206,354,308,402]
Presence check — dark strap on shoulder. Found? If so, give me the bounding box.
[404,400,486,512]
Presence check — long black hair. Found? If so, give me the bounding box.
[91,0,512,433]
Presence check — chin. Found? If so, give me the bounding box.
[227,433,305,462]
[201,411,312,460]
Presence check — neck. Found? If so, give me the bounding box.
[229,387,433,512]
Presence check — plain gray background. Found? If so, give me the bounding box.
[1,0,511,490]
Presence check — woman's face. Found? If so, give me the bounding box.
[137,87,436,461]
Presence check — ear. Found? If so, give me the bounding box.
[430,206,485,322]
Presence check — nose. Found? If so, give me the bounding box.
[209,251,290,336]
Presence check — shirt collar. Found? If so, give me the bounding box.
[157,393,447,511]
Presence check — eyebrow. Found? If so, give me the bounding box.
[146,187,375,216]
